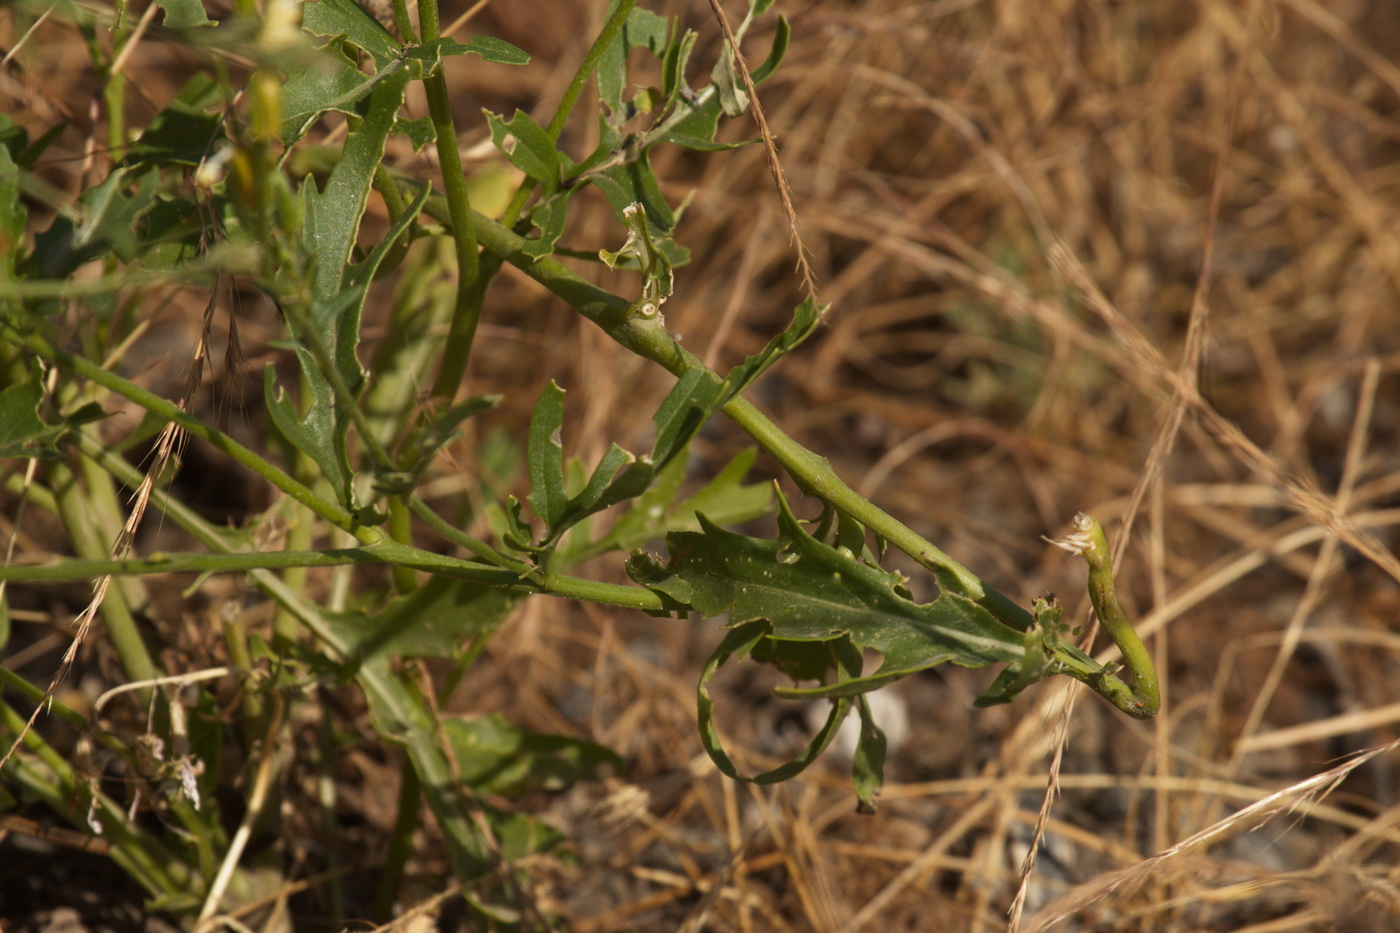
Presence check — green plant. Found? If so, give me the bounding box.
[0,0,1157,925]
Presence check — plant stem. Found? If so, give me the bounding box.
[0,543,678,613]
[0,549,400,579]
[48,458,159,692]
[550,0,638,140]
[420,0,483,401]
[372,759,421,921]
[65,432,674,625]
[1067,513,1160,718]
[406,493,530,573]
[499,0,641,226]
[103,0,127,158]
[220,612,268,742]
[388,0,418,44]
[0,666,117,740]
[461,208,1035,629]
[386,497,419,593]
[316,706,349,921]
[0,321,370,541]
[0,699,190,898]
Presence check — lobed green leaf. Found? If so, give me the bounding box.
[664,493,1026,680]
[851,694,887,813]
[341,575,522,662]
[434,35,530,66]
[485,109,569,256]
[120,75,225,169]
[302,0,403,69]
[526,381,568,533]
[279,42,381,143]
[29,167,161,279]
[157,0,215,29]
[628,488,1056,791]
[264,352,356,508]
[0,380,69,461]
[441,714,624,798]
[694,620,858,784]
[597,3,670,118]
[0,140,25,281]
[270,78,424,511]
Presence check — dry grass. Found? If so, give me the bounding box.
[4,0,1400,930]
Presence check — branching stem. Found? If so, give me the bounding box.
[459,207,1162,716]
[1049,513,1160,718]
[0,321,369,542]
[420,0,483,400]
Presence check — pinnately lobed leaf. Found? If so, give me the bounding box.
[626,487,1051,802]
[301,0,402,69]
[641,490,1027,693]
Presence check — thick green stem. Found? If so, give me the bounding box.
[0,321,369,541]
[405,494,530,573]
[48,459,159,693]
[420,0,482,400]
[459,209,1165,710]
[388,0,418,43]
[1054,513,1160,718]
[386,498,418,593]
[499,0,641,226]
[0,543,673,615]
[0,666,117,740]
[460,209,1033,627]
[416,0,441,42]
[103,0,128,157]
